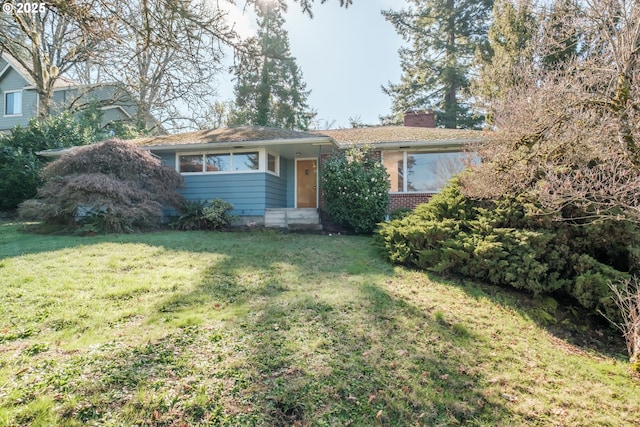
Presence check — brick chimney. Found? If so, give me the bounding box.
[403,109,435,128]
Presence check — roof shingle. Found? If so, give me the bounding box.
[129,126,327,147]
[315,126,484,145]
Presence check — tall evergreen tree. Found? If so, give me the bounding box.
[473,0,537,116]
[229,1,315,130]
[382,0,493,129]
[541,0,580,71]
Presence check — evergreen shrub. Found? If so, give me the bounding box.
[0,112,95,210]
[202,199,237,229]
[375,178,637,320]
[322,147,390,234]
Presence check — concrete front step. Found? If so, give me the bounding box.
[265,208,321,229]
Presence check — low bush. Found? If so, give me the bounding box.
[171,199,209,231]
[171,199,236,230]
[321,146,390,234]
[202,199,237,228]
[376,178,637,321]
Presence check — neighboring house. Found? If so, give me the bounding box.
[39,111,484,229]
[0,52,139,132]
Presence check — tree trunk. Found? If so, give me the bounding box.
[443,0,457,129]
[37,87,51,119]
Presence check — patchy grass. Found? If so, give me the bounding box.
[0,221,639,426]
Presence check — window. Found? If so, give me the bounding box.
[178,151,260,173]
[233,152,259,171]
[382,151,404,192]
[4,91,22,116]
[383,151,474,192]
[179,155,203,172]
[267,153,279,174]
[205,153,231,171]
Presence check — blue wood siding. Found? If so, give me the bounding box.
[180,173,268,216]
[153,151,299,216]
[265,168,286,208]
[284,158,295,208]
[0,68,36,130]
[157,152,176,169]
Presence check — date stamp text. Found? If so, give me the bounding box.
[2,2,46,14]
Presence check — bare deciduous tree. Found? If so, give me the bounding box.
[0,0,354,132]
[88,0,236,131]
[0,0,115,117]
[607,277,640,365]
[464,0,640,223]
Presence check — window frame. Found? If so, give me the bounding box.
[176,148,279,176]
[382,150,471,194]
[266,151,280,176]
[4,90,22,117]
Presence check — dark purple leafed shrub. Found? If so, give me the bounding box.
[19,139,183,233]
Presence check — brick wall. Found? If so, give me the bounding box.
[388,192,434,211]
[403,110,435,128]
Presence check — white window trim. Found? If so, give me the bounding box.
[176,148,266,175]
[266,151,280,177]
[4,90,22,117]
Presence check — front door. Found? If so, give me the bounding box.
[296,159,317,208]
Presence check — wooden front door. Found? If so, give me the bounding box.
[296,159,317,208]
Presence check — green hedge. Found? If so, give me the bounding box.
[375,179,637,320]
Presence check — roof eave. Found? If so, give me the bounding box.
[140,136,336,151]
[100,105,133,119]
[338,137,485,150]
[1,52,35,86]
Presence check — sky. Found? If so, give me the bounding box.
[217,0,406,129]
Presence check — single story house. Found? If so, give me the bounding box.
[125,111,485,229]
[128,126,337,228]
[38,111,485,229]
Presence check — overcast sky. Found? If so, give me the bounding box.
[217,0,405,129]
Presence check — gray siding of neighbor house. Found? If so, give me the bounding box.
[0,69,36,129]
[100,107,131,125]
[50,85,137,129]
[50,88,74,113]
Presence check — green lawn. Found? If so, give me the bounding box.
[0,221,638,426]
